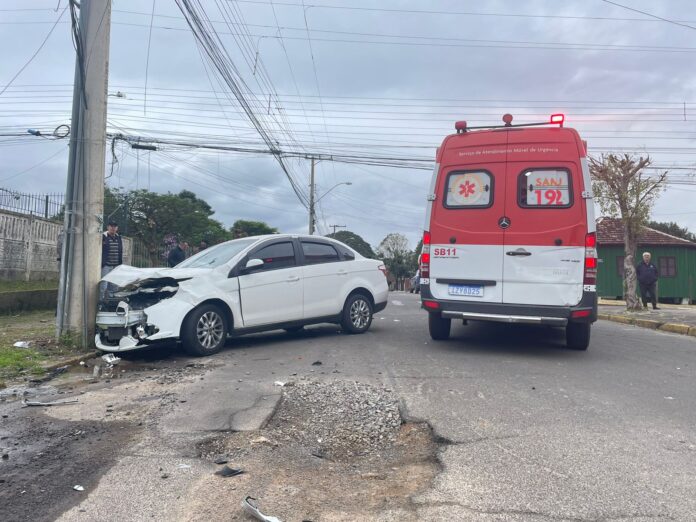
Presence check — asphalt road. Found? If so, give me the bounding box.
[3,292,696,521]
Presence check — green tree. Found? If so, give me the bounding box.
[105,187,231,265]
[327,230,376,258]
[377,233,413,288]
[231,219,278,238]
[647,221,696,242]
[590,154,666,311]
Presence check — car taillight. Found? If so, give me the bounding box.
[584,232,597,285]
[378,264,388,278]
[420,231,431,278]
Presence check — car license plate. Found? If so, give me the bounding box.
[448,284,483,297]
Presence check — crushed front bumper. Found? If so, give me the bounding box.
[95,301,170,352]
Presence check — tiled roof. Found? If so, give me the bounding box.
[596,217,696,248]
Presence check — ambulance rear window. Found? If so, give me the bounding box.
[444,170,493,209]
[518,169,572,208]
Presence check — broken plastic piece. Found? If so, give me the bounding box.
[177,464,191,469]
[73,485,84,491]
[311,361,322,366]
[242,496,282,522]
[13,341,31,349]
[215,465,244,477]
[23,398,79,407]
[273,381,285,387]
[214,457,228,465]
[101,353,121,365]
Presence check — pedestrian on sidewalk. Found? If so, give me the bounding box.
[637,251,659,310]
[167,238,188,267]
[100,220,123,300]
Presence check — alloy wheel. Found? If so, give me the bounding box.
[350,298,370,329]
[196,311,224,349]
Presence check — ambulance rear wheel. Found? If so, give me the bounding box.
[566,322,590,351]
[428,313,451,340]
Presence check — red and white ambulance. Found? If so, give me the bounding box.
[420,114,597,350]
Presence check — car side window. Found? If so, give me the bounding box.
[251,241,296,271]
[302,241,340,265]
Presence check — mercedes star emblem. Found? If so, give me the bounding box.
[498,216,511,229]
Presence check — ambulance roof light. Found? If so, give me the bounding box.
[550,113,565,126]
[502,113,513,126]
[454,121,467,133]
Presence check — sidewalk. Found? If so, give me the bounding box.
[598,299,696,337]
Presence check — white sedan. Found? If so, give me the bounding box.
[95,234,389,355]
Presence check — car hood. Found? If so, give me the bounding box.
[101,265,212,289]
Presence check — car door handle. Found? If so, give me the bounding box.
[337,270,348,276]
[286,275,300,282]
[506,249,532,257]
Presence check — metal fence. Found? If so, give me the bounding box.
[0,188,64,220]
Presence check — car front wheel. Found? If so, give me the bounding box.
[181,304,228,356]
[341,293,373,334]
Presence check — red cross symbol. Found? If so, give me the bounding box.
[459,180,475,197]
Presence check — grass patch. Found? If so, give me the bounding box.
[0,309,91,381]
[0,280,59,293]
[0,347,44,379]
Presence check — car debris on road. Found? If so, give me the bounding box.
[22,398,79,407]
[242,496,282,522]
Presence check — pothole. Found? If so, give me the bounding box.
[188,380,441,521]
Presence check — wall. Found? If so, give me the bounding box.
[0,210,132,281]
[597,244,696,302]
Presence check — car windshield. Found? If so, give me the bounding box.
[175,238,257,269]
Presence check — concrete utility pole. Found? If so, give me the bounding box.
[308,157,316,235]
[330,224,346,235]
[57,0,112,345]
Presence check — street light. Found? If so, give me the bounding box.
[309,180,352,235]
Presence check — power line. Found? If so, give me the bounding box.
[0,5,68,96]
[602,0,696,32]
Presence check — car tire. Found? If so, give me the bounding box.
[566,322,590,351]
[181,304,228,356]
[341,293,373,334]
[428,312,451,340]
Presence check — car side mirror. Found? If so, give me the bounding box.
[244,258,264,271]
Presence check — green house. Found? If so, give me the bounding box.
[596,217,696,304]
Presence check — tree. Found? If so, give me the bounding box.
[105,187,231,265]
[590,154,666,311]
[326,230,376,258]
[377,233,413,288]
[647,221,696,243]
[231,219,278,238]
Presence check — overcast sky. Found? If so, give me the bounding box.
[1,0,696,249]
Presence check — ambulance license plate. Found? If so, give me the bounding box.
[448,284,483,297]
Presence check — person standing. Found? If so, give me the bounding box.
[100,220,123,299]
[636,251,659,310]
[198,239,209,252]
[167,239,188,267]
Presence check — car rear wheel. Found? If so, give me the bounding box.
[428,312,451,340]
[341,293,373,334]
[181,304,228,356]
[566,322,590,351]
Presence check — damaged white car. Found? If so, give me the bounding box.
[96,235,389,356]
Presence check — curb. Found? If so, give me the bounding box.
[598,313,696,338]
[42,351,99,372]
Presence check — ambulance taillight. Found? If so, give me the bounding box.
[584,233,597,285]
[420,231,431,278]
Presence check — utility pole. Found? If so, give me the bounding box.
[57,0,112,346]
[330,224,346,235]
[308,157,316,235]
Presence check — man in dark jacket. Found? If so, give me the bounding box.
[636,251,659,310]
[167,239,188,267]
[100,220,123,299]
